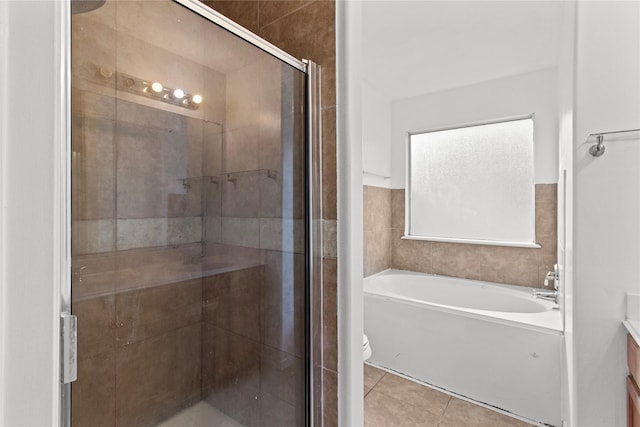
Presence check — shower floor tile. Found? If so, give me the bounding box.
[363,364,535,427]
[157,401,244,427]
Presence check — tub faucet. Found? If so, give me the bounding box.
[533,289,558,304]
[534,265,559,304]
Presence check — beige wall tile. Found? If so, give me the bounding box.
[477,245,539,287]
[387,184,557,288]
[364,228,392,277]
[391,229,432,274]
[363,186,391,232]
[535,183,558,257]
[432,242,480,281]
[390,189,405,230]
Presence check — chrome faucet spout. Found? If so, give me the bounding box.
[533,289,558,304]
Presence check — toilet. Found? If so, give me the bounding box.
[363,334,372,361]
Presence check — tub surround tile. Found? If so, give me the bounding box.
[391,189,405,230]
[364,228,392,277]
[477,245,538,287]
[374,185,557,288]
[391,229,432,274]
[432,242,480,281]
[364,390,441,427]
[363,186,391,232]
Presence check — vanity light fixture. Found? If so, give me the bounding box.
[150,82,164,93]
[92,65,203,110]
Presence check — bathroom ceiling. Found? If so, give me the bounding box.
[363,1,567,100]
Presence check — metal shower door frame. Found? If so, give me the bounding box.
[62,0,321,426]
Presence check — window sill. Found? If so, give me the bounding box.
[401,234,541,249]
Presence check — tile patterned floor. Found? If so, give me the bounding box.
[364,364,535,427]
[157,401,244,427]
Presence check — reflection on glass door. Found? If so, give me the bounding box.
[70,1,307,425]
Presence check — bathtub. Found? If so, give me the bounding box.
[364,270,563,426]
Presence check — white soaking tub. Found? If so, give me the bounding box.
[364,269,563,426]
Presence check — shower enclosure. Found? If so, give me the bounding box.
[68,1,319,425]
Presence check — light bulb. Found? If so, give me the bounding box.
[192,94,202,104]
[151,82,163,93]
[173,88,185,99]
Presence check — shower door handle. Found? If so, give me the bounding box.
[60,312,77,384]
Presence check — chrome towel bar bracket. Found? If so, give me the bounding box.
[588,128,640,157]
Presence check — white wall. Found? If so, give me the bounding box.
[362,80,391,188]
[572,2,640,426]
[390,67,559,189]
[1,1,67,426]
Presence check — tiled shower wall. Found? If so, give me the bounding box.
[363,185,558,289]
[200,1,338,425]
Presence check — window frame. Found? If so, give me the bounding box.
[404,114,540,248]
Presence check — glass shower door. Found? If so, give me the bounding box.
[70,1,308,425]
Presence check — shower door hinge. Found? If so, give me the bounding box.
[60,312,77,384]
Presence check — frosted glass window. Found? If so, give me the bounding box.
[407,118,536,246]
